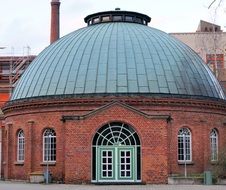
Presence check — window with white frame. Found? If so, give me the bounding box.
[178,128,192,162]
[210,129,218,161]
[43,128,56,162]
[17,130,25,162]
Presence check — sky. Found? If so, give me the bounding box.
[0,0,226,56]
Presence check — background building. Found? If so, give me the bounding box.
[0,55,35,106]
[170,20,226,91]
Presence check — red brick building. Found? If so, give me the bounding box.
[1,5,226,184]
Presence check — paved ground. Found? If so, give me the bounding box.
[0,181,225,190]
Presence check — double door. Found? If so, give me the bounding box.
[98,146,135,182]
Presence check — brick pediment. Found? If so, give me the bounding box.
[61,101,171,123]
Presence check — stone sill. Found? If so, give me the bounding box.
[40,162,56,166]
[30,172,45,183]
[210,161,218,165]
[30,171,43,176]
[14,162,24,166]
[178,161,194,165]
[168,176,203,185]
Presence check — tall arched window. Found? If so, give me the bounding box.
[178,128,192,162]
[210,129,218,161]
[17,130,25,162]
[43,128,56,162]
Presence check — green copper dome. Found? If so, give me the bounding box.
[11,11,225,100]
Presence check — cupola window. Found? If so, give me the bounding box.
[113,15,123,21]
[102,16,110,22]
[125,16,133,22]
[93,17,100,24]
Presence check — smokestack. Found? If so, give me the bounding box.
[50,0,60,44]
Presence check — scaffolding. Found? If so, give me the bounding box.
[0,46,35,98]
[10,46,35,95]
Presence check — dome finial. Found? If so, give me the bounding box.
[115,7,121,10]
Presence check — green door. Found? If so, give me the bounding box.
[98,146,135,182]
[92,122,141,183]
[98,147,115,181]
[118,147,134,181]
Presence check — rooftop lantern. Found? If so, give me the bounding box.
[84,9,151,26]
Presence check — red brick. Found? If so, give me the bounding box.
[1,96,226,184]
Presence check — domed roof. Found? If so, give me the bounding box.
[11,11,225,101]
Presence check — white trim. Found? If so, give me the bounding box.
[178,128,192,162]
[42,129,56,162]
[115,147,118,181]
[119,149,132,178]
[100,149,114,178]
[210,129,218,161]
[17,130,25,162]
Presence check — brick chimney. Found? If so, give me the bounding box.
[50,0,60,44]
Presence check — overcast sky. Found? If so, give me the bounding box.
[0,0,226,55]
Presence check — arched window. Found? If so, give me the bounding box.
[178,128,192,162]
[92,122,140,146]
[92,122,141,182]
[210,129,218,161]
[17,130,25,162]
[43,128,56,162]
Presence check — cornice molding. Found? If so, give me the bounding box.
[2,96,226,115]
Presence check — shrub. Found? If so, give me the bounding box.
[211,148,226,179]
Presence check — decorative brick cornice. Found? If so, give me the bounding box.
[2,95,226,116]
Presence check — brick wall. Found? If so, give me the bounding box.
[1,96,226,184]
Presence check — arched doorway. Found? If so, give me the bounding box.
[92,122,141,183]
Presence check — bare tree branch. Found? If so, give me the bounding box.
[208,0,223,9]
[208,0,217,9]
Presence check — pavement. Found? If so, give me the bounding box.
[0,181,225,190]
